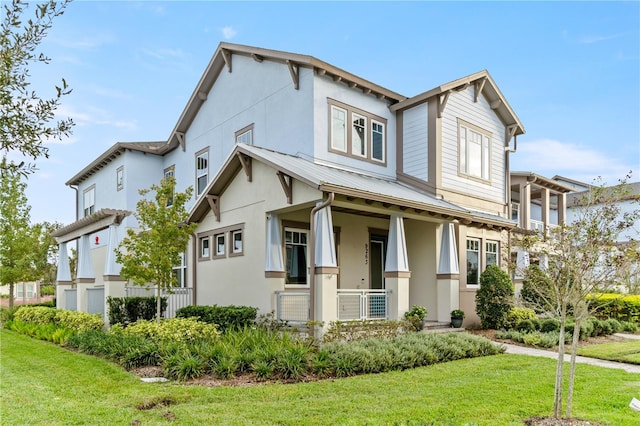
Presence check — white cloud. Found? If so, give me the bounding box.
[140,47,185,61]
[221,26,237,40]
[578,33,623,44]
[511,138,638,184]
[55,105,137,131]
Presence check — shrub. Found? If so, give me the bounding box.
[475,265,514,329]
[403,305,428,332]
[54,310,104,332]
[621,320,638,333]
[107,296,167,326]
[505,307,538,330]
[0,306,20,324]
[14,306,57,325]
[520,264,554,313]
[119,317,220,344]
[540,318,561,333]
[175,305,258,332]
[40,285,55,296]
[589,293,640,323]
[322,319,410,343]
[516,319,537,333]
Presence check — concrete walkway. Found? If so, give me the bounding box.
[500,336,640,374]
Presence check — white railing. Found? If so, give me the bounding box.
[275,290,310,323]
[274,288,391,323]
[125,286,193,318]
[530,219,545,233]
[337,289,389,321]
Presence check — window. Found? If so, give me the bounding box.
[199,236,210,259]
[172,252,186,287]
[116,166,124,191]
[195,149,209,196]
[329,100,386,164]
[486,241,499,267]
[511,202,520,223]
[231,229,243,256]
[459,121,491,181]
[466,238,480,286]
[164,165,175,206]
[215,233,226,257]
[235,124,254,145]
[83,186,95,217]
[285,228,308,285]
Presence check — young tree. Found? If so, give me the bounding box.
[115,177,196,321]
[517,175,639,419]
[29,221,61,284]
[1,0,74,175]
[0,157,33,308]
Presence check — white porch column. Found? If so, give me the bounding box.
[436,222,460,323]
[516,249,530,279]
[55,242,73,310]
[313,205,338,334]
[540,187,550,236]
[103,224,126,327]
[76,235,95,313]
[385,214,411,321]
[265,213,286,314]
[520,182,531,230]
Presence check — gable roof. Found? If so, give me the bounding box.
[166,43,408,149]
[390,70,525,138]
[66,141,166,186]
[189,144,514,229]
[510,171,576,193]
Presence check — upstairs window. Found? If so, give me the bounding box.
[199,236,210,260]
[511,202,520,223]
[329,99,386,165]
[116,166,124,191]
[459,120,491,181]
[83,185,95,217]
[215,233,226,258]
[236,124,254,145]
[195,149,209,196]
[164,165,175,206]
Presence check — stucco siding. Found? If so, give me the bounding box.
[402,103,429,181]
[165,55,315,212]
[405,220,437,320]
[313,74,396,178]
[440,87,506,205]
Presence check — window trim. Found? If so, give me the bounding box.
[458,119,492,183]
[195,148,209,197]
[235,123,254,145]
[229,227,244,257]
[284,227,310,288]
[83,185,96,217]
[199,236,210,261]
[328,99,387,166]
[486,240,499,268]
[214,233,226,259]
[116,166,124,191]
[172,252,187,287]
[466,237,481,287]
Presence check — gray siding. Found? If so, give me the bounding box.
[402,103,428,181]
[440,88,505,203]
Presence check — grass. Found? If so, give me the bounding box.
[1,329,638,425]
[578,340,640,365]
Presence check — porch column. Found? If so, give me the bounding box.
[103,224,126,326]
[55,242,73,310]
[384,214,411,320]
[557,192,566,225]
[265,213,286,313]
[76,235,95,313]
[313,205,338,333]
[515,248,530,279]
[436,222,460,323]
[520,182,531,230]
[541,187,550,235]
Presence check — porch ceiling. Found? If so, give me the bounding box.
[51,209,131,243]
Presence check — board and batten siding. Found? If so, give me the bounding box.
[440,87,506,203]
[402,103,429,181]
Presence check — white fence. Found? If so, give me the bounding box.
[125,286,193,318]
[274,289,390,323]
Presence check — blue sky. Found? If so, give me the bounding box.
[13,1,640,225]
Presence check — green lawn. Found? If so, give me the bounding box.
[1,329,638,425]
[578,340,640,365]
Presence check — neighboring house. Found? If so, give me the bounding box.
[52,43,527,328]
[0,281,39,299]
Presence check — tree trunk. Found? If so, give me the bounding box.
[8,283,14,310]
[554,313,566,418]
[156,285,162,323]
[566,317,582,417]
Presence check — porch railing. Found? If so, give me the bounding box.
[337,289,388,321]
[125,286,193,319]
[274,288,390,323]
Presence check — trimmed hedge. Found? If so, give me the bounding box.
[107,296,167,326]
[475,265,514,329]
[12,306,103,332]
[589,294,640,324]
[175,305,257,332]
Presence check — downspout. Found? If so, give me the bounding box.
[68,184,79,221]
[308,192,334,337]
[191,232,197,306]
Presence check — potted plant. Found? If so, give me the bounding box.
[404,305,428,331]
[451,309,465,328]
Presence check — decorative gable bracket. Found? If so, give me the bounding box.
[287,60,300,90]
[474,77,487,103]
[437,91,451,118]
[237,152,252,182]
[174,132,186,152]
[221,48,232,73]
[505,124,519,152]
[206,195,221,222]
[277,171,293,204]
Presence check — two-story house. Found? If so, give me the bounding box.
[52,43,526,328]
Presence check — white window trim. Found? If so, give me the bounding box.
[458,119,492,182]
[371,119,385,163]
[486,240,499,267]
[172,252,186,287]
[199,236,210,260]
[214,233,226,258]
[235,124,254,146]
[116,166,124,191]
[83,185,95,217]
[230,228,244,257]
[466,237,480,287]
[195,149,209,196]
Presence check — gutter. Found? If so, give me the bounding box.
[308,192,334,339]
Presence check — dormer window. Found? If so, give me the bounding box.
[328,99,386,165]
[236,124,254,145]
[459,120,491,181]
